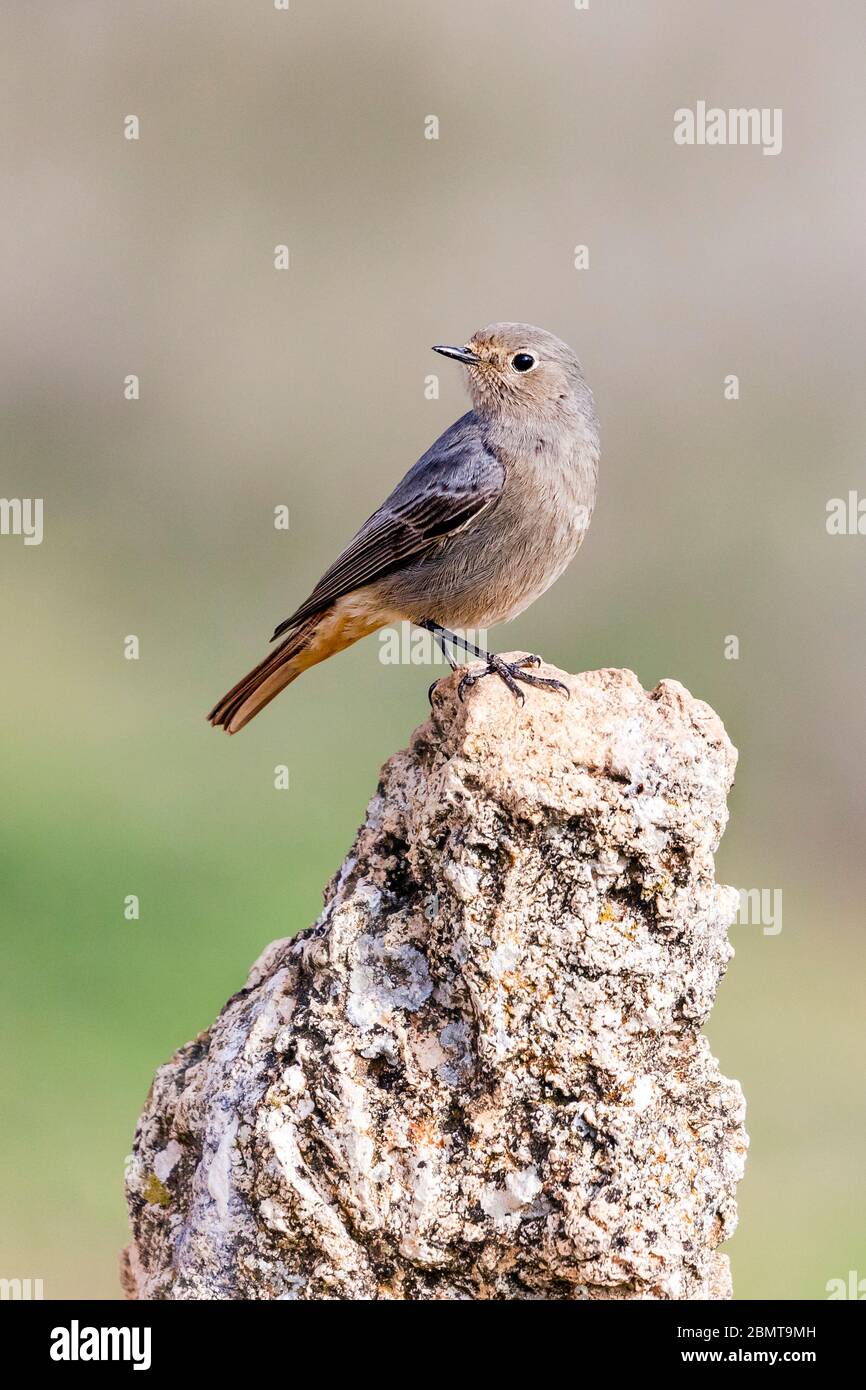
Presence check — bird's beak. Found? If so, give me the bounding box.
[432,344,480,365]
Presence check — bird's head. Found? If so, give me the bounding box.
[433,322,589,422]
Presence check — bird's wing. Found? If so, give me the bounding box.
[271,412,504,638]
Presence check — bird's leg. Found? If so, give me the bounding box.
[418,620,569,707]
[419,619,489,663]
[420,619,458,705]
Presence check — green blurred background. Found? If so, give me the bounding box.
[2,0,864,1299]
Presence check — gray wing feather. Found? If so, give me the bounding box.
[271,412,504,638]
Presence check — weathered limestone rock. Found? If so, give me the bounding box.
[123,663,747,1300]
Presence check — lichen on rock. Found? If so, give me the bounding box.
[123,663,747,1300]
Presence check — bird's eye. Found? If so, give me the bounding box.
[511,352,537,373]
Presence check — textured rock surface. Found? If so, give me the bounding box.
[123,663,747,1300]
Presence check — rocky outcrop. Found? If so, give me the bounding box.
[123,663,747,1300]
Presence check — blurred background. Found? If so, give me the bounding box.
[2,0,864,1299]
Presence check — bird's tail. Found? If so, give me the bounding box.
[207,618,320,734]
[207,597,383,734]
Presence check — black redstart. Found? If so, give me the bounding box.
[208,322,600,733]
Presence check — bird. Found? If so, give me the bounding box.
[208,322,600,734]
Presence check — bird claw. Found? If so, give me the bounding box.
[457,671,479,703]
[525,675,570,699]
[455,654,567,705]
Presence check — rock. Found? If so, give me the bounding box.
[123,662,747,1300]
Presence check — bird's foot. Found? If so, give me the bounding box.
[457,653,570,706]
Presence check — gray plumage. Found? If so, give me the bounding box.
[272,411,505,635]
[210,322,600,733]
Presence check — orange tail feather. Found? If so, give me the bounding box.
[207,618,319,734]
[207,597,384,734]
